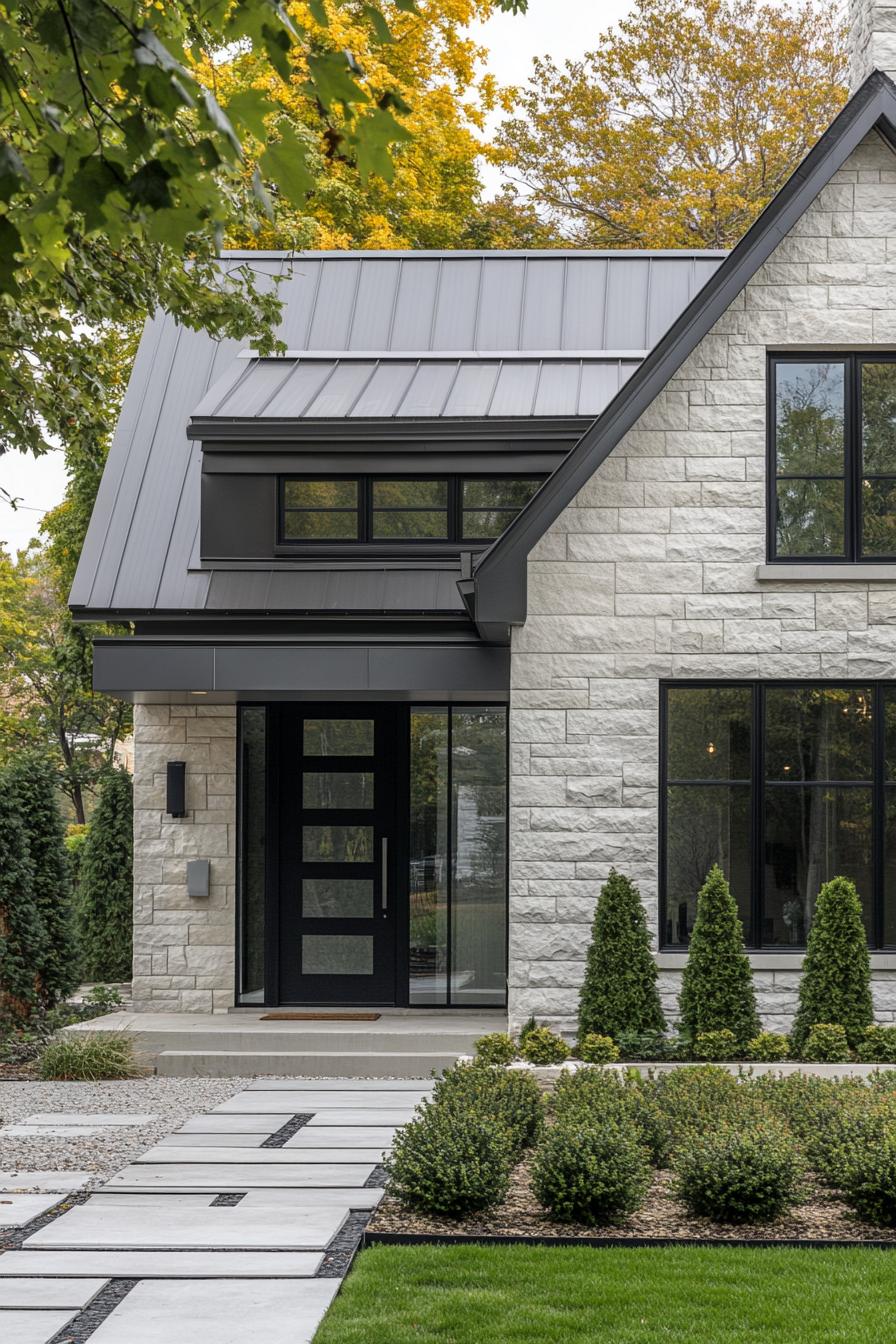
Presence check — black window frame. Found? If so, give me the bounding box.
[659,680,894,951]
[768,352,896,563]
[278,473,545,549]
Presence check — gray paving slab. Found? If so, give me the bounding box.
[0,1194,66,1227]
[284,1125,396,1148]
[0,1279,108,1308]
[104,1162,375,1190]
[155,1134,267,1149]
[85,1278,339,1344]
[21,1114,156,1127]
[0,1309,77,1344]
[0,1251,323,1278]
[239,1187,382,1210]
[305,1108,416,1125]
[213,1094,419,1118]
[215,1091,423,1111]
[246,1078,429,1091]
[0,1172,93,1193]
[24,1202,351,1251]
[135,1145,386,1165]
[175,1114,293,1135]
[85,1194,218,1207]
[2,1126,107,1138]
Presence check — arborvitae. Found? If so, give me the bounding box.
[678,865,759,1048]
[791,876,872,1053]
[578,869,666,1042]
[78,769,133,982]
[0,781,45,1021]
[6,752,78,1005]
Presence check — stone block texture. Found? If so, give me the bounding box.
[849,0,896,91]
[508,133,896,1036]
[132,703,236,1012]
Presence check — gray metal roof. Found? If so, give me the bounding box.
[69,248,724,620]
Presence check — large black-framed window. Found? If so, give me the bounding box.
[769,354,896,561]
[661,682,896,950]
[279,475,544,546]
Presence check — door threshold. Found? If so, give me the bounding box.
[259,1011,382,1021]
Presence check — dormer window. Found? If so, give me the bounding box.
[279,475,543,547]
[769,355,896,561]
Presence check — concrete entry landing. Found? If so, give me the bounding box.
[65,1008,503,1077]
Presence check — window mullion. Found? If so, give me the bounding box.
[850,355,859,562]
[874,686,885,949]
[752,682,763,949]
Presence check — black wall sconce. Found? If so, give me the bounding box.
[166,761,187,817]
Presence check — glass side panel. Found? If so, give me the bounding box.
[764,786,873,944]
[451,708,507,1006]
[238,707,266,1005]
[409,709,449,1005]
[286,480,357,508]
[302,934,374,976]
[666,686,752,781]
[303,719,374,756]
[664,784,752,948]
[775,362,845,475]
[765,687,873,782]
[861,478,896,556]
[302,825,373,863]
[302,772,374,809]
[302,878,374,919]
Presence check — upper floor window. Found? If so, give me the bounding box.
[770,355,896,561]
[280,475,543,546]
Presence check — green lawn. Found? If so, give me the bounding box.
[314,1243,896,1343]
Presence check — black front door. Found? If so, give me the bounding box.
[277,706,398,1004]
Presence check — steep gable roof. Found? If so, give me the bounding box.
[471,71,896,641]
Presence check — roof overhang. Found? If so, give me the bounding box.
[469,70,896,641]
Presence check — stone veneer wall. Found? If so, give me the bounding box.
[508,132,896,1038]
[132,703,237,1012]
[849,0,896,92]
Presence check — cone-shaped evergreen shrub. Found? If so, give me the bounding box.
[0,782,45,1021]
[578,869,666,1042]
[6,752,78,1006]
[791,876,872,1054]
[78,769,133,982]
[678,865,758,1048]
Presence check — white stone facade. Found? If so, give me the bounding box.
[850,0,896,91]
[507,132,896,1038]
[132,703,237,1012]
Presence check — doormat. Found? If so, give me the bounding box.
[260,1012,382,1021]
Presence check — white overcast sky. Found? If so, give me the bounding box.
[0,0,636,555]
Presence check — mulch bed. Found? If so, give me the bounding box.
[368,1158,896,1245]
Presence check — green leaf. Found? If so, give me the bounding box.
[251,167,274,219]
[362,4,393,44]
[259,23,293,83]
[0,142,27,204]
[392,0,419,11]
[259,125,315,205]
[0,216,21,292]
[199,90,242,160]
[354,107,412,182]
[225,89,272,143]
[68,158,126,232]
[307,52,369,110]
[127,160,174,212]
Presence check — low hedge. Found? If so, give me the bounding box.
[385,1100,513,1217]
[432,1061,543,1157]
[673,1123,803,1224]
[532,1117,651,1226]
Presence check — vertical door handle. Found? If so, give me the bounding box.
[381,837,388,916]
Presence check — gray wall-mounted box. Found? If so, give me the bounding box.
[186,859,210,898]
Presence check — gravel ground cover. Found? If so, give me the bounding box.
[0,1079,259,1188]
[369,1158,896,1244]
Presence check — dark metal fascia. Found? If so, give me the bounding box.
[187,416,593,444]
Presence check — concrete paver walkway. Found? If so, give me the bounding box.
[0,1078,429,1344]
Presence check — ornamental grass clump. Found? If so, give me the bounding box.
[38,1032,141,1081]
[578,1033,619,1064]
[791,877,872,1055]
[678,866,758,1049]
[385,1099,512,1217]
[474,1032,517,1066]
[532,1117,651,1226]
[519,1026,569,1065]
[673,1123,803,1224]
[577,869,666,1043]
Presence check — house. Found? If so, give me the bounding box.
[71,0,896,1035]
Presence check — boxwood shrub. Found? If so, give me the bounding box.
[578,1033,620,1064]
[519,1026,569,1065]
[693,1029,739,1061]
[553,1066,668,1167]
[857,1026,896,1064]
[532,1117,651,1226]
[745,1032,790,1062]
[839,1130,896,1226]
[432,1060,543,1156]
[653,1065,758,1152]
[474,1032,517,1066]
[385,1099,512,1216]
[802,1023,850,1063]
[673,1123,803,1223]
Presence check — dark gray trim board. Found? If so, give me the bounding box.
[472,71,896,637]
[92,639,509,700]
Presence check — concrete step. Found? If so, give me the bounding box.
[155,1050,461,1079]
[98,1028,486,1055]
